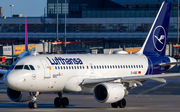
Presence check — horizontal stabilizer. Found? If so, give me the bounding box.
[159,62,180,66]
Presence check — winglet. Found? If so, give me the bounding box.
[25,19,29,52]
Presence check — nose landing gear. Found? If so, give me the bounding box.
[28,92,39,109]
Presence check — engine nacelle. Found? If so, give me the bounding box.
[7,87,31,102]
[93,83,125,103]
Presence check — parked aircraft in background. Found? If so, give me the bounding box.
[1,2,180,109]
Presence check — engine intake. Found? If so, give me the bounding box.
[93,83,125,103]
[7,87,31,102]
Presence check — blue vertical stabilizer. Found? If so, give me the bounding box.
[137,2,172,56]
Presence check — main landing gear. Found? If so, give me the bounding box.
[54,92,69,108]
[111,98,126,108]
[29,92,39,109]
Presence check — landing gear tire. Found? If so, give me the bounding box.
[111,102,118,108]
[118,98,126,108]
[29,101,37,109]
[54,97,61,107]
[61,97,69,107]
[54,93,69,108]
[28,92,39,109]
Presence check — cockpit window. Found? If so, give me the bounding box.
[24,65,30,70]
[14,65,23,70]
[29,65,35,70]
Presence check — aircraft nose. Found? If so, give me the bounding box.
[4,72,18,90]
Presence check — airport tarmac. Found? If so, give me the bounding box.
[0,77,180,111]
[1,93,180,112]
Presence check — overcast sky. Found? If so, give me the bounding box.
[0,0,47,17]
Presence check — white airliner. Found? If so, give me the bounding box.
[1,2,180,109]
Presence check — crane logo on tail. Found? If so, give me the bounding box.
[153,25,166,52]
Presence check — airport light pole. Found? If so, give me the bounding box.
[178,0,179,44]
[10,5,14,17]
[64,0,67,54]
[177,0,179,56]
[56,0,59,41]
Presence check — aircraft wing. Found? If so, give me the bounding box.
[0,69,7,75]
[0,65,11,69]
[0,54,18,58]
[81,73,180,87]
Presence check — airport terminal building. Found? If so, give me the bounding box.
[0,0,179,55]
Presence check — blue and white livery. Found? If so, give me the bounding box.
[1,2,180,109]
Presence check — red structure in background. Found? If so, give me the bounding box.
[0,56,6,61]
[173,45,180,59]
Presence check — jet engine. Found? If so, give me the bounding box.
[7,87,31,102]
[93,83,125,103]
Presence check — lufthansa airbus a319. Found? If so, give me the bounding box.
[1,2,180,109]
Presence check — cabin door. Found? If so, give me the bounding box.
[40,59,51,78]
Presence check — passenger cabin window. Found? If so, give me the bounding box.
[24,65,30,70]
[29,65,35,70]
[15,65,23,70]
